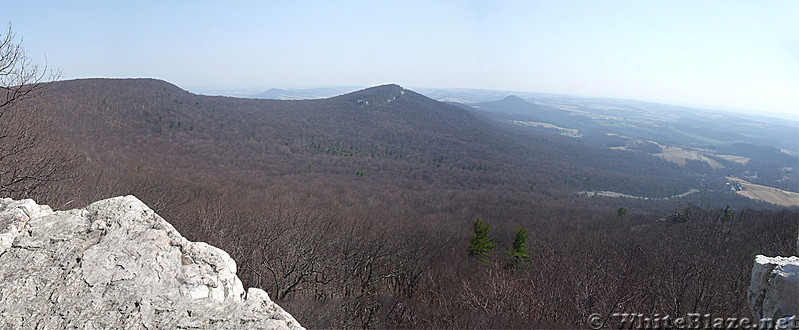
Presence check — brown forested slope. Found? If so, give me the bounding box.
[7,78,795,328]
[23,78,707,199]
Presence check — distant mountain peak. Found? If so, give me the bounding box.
[472,94,544,114]
[263,88,287,93]
[253,86,362,100]
[501,95,532,105]
[356,84,404,93]
[503,95,525,101]
[338,84,409,107]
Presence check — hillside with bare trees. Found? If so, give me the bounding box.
[6,78,796,328]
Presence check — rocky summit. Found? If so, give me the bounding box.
[0,196,303,329]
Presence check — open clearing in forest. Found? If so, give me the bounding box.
[727,177,799,207]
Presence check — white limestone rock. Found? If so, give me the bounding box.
[748,255,799,323]
[0,195,303,329]
[0,197,53,254]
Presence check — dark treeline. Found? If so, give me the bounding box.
[4,79,797,328]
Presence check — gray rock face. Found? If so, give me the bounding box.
[0,196,303,329]
[748,255,799,326]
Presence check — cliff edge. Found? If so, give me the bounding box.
[748,244,799,327]
[0,195,303,329]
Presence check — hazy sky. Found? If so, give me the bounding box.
[1,0,797,116]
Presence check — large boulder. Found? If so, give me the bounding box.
[748,255,799,327]
[0,195,303,329]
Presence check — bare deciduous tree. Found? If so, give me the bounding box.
[0,23,59,114]
[0,23,72,201]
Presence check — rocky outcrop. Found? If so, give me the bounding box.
[748,255,799,327]
[0,196,303,329]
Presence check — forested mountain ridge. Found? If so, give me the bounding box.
[6,78,795,328]
[21,78,723,202]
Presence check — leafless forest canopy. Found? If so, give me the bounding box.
[2,78,796,328]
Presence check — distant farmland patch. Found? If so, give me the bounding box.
[509,120,581,137]
[654,144,725,169]
[727,177,799,207]
[714,154,751,164]
[604,133,727,169]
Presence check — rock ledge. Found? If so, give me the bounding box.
[748,255,798,326]
[0,195,303,329]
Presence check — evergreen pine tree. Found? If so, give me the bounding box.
[467,218,495,262]
[506,227,531,269]
[722,205,734,222]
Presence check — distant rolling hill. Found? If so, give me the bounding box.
[473,95,545,114]
[470,95,594,135]
[457,92,798,196]
[253,86,362,100]
[15,78,777,208]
